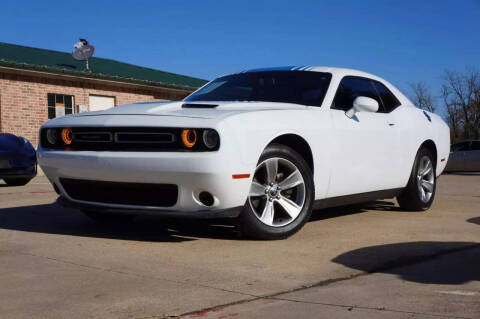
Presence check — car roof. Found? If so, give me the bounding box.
[237,66,412,106]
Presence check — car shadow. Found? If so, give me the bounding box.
[467,217,480,225]
[332,241,480,285]
[310,200,403,222]
[0,202,242,242]
[0,200,412,242]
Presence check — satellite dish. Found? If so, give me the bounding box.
[72,39,94,71]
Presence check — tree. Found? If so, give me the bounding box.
[409,81,436,113]
[441,84,460,141]
[441,68,480,141]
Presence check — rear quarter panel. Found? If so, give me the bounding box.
[399,107,450,178]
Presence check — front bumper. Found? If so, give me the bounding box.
[57,196,243,218]
[37,148,253,217]
[0,166,37,179]
[0,151,37,179]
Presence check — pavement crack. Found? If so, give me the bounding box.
[175,243,480,319]
[3,243,478,319]
[0,249,259,300]
[267,297,474,319]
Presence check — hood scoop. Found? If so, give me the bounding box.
[182,103,218,109]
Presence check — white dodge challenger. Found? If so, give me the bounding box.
[38,66,450,239]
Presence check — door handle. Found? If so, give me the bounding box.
[388,123,395,126]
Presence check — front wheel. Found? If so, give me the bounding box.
[238,144,314,240]
[397,147,436,211]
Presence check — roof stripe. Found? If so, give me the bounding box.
[244,66,314,73]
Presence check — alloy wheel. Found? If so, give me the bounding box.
[417,156,435,203]
[248,157,306,227]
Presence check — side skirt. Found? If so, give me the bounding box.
[313,188,403,210]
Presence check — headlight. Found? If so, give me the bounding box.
[61,127,73,145]
[202,129,220,149]
[181,129,197,148]
[46,129,58,145]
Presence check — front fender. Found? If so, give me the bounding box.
[219,108,333,199]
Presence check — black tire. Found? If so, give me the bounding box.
[3,177,32,186]
[238,143,314,240]
[397,147,436,211]
[82,210,135,224]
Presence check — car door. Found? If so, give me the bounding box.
[327,76,404,197]
[447,142,469,171]
[465,141,480,171]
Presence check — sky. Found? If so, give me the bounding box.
[1,0,479,111]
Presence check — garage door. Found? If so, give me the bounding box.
[89,95,115,112]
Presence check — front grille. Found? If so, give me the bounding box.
[115,132,175,143]
[73,131,113,143]
[41,127,218,151]
[42,127,182,151]
[60,178,178,207]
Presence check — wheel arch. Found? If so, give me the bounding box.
[267,134,314,174]
[420,139,438,168]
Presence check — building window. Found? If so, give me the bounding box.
[47,93,74,119]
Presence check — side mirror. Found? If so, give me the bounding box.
[345,96,379,118]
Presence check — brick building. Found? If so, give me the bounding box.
[0,42,207,146]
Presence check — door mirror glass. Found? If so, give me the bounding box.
[345,96,379,118]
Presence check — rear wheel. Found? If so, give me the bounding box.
[397,147,436,211]
[3,177,32,186]
[239,144,314,240]
[82,210,135,223]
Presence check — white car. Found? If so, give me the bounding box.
[38,66,450,239]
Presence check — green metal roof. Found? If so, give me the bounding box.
[0,42,208,90]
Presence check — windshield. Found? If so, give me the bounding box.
[185,71,332,107]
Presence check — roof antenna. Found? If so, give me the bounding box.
[72,39,95,72]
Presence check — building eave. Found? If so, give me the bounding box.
[0,60,199,93]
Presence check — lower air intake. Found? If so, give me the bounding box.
[60,178,178,207]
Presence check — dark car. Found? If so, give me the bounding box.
[445,140,480,172]
[0,133,37,186]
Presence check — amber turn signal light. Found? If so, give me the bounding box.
[61,127,73,145]
[181,129,197,148]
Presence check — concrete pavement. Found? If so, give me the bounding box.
[0,174,478,318]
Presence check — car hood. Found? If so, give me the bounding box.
[68,100,306,120]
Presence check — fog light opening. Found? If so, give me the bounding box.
[199,191,215,207]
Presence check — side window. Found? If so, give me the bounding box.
[372,81,401,113]
[332,77,384,112]
[470,141,480,151]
